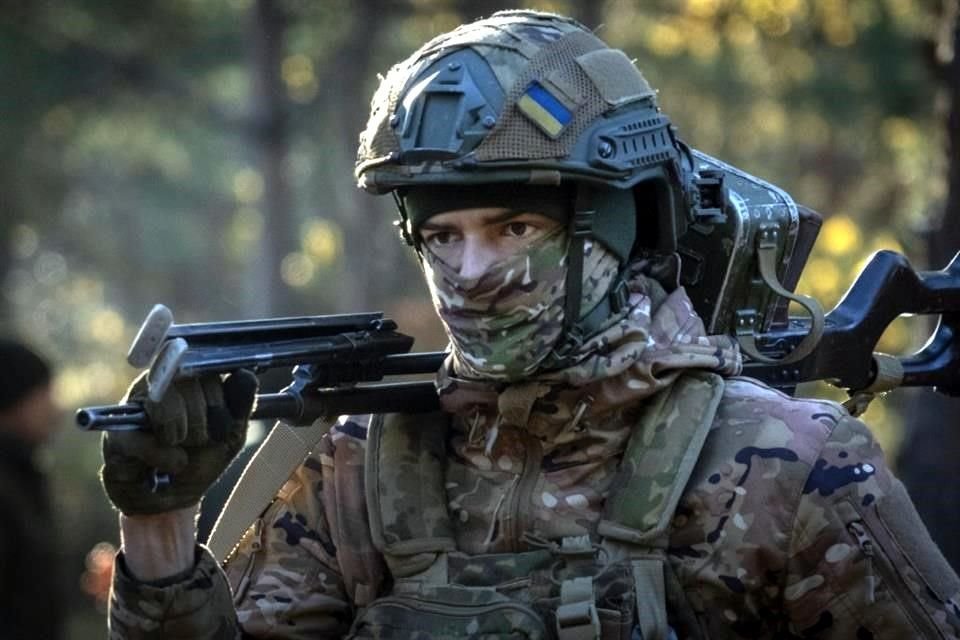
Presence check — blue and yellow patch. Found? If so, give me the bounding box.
[517,81,574,139]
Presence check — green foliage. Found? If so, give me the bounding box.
[600,0,942,240]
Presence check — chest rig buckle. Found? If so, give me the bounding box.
[557,574,601,640]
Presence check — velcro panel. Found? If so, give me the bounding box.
[575,49,655,106]
[366,412,456,558]
[474,30,608,161]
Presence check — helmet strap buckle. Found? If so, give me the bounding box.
[391,191,419,250]
[551,326,585,363]
[563,187,595,334]
[572,208,593,238]
[609,278,630,314]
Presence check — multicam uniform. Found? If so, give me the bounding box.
[109,271,960,639]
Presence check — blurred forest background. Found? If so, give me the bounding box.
[3,0,960,635]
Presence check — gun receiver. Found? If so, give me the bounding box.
[77,250,960,431]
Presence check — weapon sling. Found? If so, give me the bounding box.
[207,416,337,562]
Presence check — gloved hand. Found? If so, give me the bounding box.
[100,370,258,515]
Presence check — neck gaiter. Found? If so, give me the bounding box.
[421,228,621,381]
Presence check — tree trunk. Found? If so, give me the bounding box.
[326,0,408,311]
[895,1,960,573]
[571,1,605,32]
[0,207,12,332]
[930,0,960,266]
[246,0,294,317]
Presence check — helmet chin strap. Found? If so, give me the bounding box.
[548,185,594,364]
[553,184,630,366]
[391,190,420,253]
[562,185,593,342]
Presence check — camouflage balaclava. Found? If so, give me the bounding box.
[421,226,621,382]
[404,183,630,382]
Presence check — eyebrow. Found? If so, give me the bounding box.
[419,209,529,231]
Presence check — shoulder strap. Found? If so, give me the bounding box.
[365,410,457,578]
[601,371,725,541]
[600,370,725,640]
[207,417,337,562]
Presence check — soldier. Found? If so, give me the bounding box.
[103,11,960,639]
[0,339,64,639]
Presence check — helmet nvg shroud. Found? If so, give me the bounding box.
[356,10,825,367]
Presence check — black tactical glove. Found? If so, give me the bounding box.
[100,370,258,515]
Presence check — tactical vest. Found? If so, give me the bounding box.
[348,371,724,640]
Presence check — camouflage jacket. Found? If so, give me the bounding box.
[109,375,960,639]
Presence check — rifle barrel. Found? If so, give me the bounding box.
[77,381,441,431]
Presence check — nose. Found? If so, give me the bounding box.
[458,237,499,279]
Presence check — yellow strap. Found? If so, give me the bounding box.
[207,417,336,562]
[737,227,824,365]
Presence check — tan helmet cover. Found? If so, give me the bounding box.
[355,10,658,193]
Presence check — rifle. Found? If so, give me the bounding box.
[76,310,444,430]
[77,248,960,433]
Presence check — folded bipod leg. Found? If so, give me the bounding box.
[124,304,189,403]
[124,304,188,492]
[127,304,175,368]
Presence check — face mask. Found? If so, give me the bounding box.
[422,227,620,381]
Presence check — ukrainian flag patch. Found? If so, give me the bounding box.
[517,81,574,139]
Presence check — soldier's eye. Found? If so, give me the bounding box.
[504,222,530,238]
[425,231,456,246]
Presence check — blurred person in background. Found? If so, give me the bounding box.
[0,338,64,640]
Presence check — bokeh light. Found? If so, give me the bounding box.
[302,218,342,266]
[87,308,126,346]
[281,251,316,287]
[224,206,265,259]
[282,53,319,103]
[12,225,40,259]
[820,215,862,256]
[233,168,264,204]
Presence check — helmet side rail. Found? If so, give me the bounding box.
[76,248,960,434]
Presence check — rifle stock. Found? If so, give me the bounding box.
[745,250,960,395]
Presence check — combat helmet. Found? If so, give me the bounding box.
[356,10,699,356]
